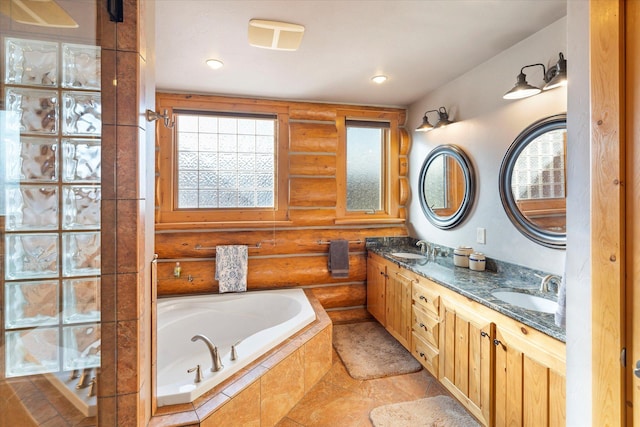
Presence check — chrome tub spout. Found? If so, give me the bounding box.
[191,334,224,372]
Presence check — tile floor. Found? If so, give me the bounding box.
[275,349,453,427]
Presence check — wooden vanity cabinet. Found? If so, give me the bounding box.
[411,278,441,377]
[440,297,493,426]
[385,262,413,349]
[366,253,387,324]
[493,323,566,427]
[366,253,413,349]
[365,254,566,426]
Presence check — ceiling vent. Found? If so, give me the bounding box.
[248,19,305,51]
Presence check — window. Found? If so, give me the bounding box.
[174,112,276,209]
[336,109,403,222]
[155,94,289,227]
[345,121,388,212]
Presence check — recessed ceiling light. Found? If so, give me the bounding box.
[371,75,388,84]
[206,59,224,70]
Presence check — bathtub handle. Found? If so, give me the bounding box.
[231,340,242,361]
[187,365,203,383]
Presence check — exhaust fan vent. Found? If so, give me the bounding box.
[248,19,305,51]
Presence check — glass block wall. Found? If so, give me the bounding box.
[2,37,101,378]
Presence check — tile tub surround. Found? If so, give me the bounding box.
[149,290,332,427]
[366,237,566,342]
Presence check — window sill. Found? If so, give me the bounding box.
[334,217,406,225]
[155,220,295,231]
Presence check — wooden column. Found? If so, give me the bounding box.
[590,0,626,425]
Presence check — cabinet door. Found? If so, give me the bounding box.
[366,254,386,324]
[385,264,413,349]
[440,300,493,426]
[494,327,566,427]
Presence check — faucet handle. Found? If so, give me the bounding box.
[187,365,203,383]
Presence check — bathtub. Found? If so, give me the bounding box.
[156,288,316,406]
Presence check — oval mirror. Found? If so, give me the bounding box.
[499,114,567,249]
[418,145,475,229]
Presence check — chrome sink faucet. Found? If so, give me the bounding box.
[191,334,224,372]
[540,274,562,293]
[416,240,430,254]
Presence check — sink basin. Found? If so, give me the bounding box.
[390,252,427,260]
[492,291,558,314]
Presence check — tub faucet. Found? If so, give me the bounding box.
[191,334,224,372]
[540,274,562,293]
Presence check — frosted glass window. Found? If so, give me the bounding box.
[175,112,276,209]
[346,123,387,211]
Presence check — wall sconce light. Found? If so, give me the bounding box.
[416,107,453,132]
[145,109,174,128]
[503,52,567,100]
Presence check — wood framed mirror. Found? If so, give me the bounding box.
[499,113,567,249]
[418,144,475,229]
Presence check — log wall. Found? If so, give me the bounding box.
[154,95,410,323]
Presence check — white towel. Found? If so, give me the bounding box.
[215,245,248,293]
[554,273,566,328]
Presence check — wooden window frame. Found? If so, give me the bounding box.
[336,109,403,224]
[155,93,290,229]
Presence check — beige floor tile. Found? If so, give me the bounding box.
[282,345,452,427]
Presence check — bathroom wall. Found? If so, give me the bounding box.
[565,1,591,425]
[153,98,410,323]
[407,17,568,275]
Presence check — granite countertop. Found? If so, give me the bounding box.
[366,237,566,343]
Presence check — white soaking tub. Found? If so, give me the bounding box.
[156,288,316,406]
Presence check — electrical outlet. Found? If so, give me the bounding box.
[476,227,486,244]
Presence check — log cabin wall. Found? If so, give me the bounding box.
[154,93,410,323]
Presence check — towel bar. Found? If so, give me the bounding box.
[194,239,275,251]
[317,239,363,245]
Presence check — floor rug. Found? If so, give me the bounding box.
[369,395,480,427]
[332,321,421,380]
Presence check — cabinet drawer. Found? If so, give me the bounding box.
[412,332,439,377]
[412,305,439,347]
[412,281,439,316]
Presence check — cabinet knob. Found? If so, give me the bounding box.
[419,322,426,330]
[480,331,489,338]
[493,339,504,348]
[419,295,428,302]
[419,352,425,358]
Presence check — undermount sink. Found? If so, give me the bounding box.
[390,252,427,260]
[492,291,558,314]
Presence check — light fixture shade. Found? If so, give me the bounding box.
[416,115,434,132]
[503,72,542,100]
[543,53,567,91]
[434,107,452,128]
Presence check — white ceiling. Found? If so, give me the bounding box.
[155,0,567,108]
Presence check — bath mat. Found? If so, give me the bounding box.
[369,395,480,427]
[332,321,421,380]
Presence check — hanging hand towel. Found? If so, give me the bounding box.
[554,273,567,328]
[215,245,248,293]
[328,239,349,278]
